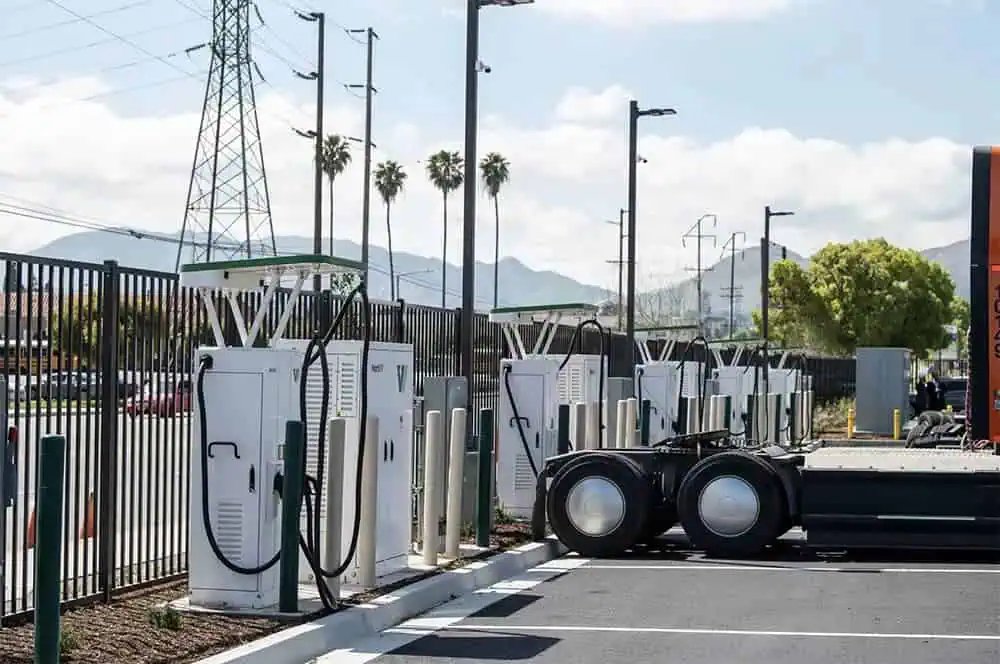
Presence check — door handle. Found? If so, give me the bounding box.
[534,431,540,448]
[248,464,256,493]
[383,441,388,462]
[390,440,395,461]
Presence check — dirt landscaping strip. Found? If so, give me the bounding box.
[0,524,533,664]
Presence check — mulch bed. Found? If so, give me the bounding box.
[0,523,534,664]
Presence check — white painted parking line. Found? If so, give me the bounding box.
[444,624,1000,641]
[310,556,591,664]
[579,564,1000,574]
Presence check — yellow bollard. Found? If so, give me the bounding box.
[847,407,855,439]
[893,408,901,440]
[945,404,953,413]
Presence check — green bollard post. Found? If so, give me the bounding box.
[35,434,66,664]
[556,404,570,454]
[475,408,494,548]
[640,399,651,445]
[279,420,304,613]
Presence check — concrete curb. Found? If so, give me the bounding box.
[196,536,568,664]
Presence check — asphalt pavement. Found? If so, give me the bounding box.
[317,531,1000,664]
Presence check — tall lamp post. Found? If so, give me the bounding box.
[626,100,676,355]
[760,204,794,396]
[460,0,534,443]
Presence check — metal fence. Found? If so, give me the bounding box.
[0,250,859,624]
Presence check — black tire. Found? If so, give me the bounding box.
[906,411,944,448]
[676,451,786,558]
[547,453,650,558]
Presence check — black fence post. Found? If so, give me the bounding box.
[452,307,462,375]
[393,299,405,343]
[98,259,120,603]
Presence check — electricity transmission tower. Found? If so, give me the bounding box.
[682,213,717,334]
[175,0,276,271]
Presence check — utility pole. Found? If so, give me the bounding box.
[682,214,717,336]
[293,10,325,293]
[348,27,378,285]
[761,204,794,396]
[720,231,746,338]
[604,208,626,330]
[625,100,676,354]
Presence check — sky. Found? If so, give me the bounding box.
[0,0,992,295]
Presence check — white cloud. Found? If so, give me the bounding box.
[553,85,634,124]
[534,0,801,27]
[0,80,972,300]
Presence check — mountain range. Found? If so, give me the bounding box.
[23,230,971,317]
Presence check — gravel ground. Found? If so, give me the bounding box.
[0,523,533,664]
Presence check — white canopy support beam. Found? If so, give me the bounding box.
[180,253,364,348]
[489,302,599,360]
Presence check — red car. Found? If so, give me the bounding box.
[125,379,192,417]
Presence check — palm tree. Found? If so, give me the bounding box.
[479,152,510,308]
[373,160,408,300]
[320,134,352,266]
[425,150,464,309]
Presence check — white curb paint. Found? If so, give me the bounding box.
[194,537,568,664]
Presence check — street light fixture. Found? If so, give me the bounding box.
[460,0,534,455]
[625,100,677,355]
[760,204,794,396]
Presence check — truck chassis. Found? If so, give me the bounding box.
[533,430,1000,559]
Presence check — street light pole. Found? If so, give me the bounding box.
[460,0,533,447]
[625,100,676,356]
[760,204,794,396]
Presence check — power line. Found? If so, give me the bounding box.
[0,44,208,99]
[0,17,204,69]
[42,0,201,79]
[0,0,156,39]
[0,197,505,306]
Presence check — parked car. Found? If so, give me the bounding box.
[155,379,192,417]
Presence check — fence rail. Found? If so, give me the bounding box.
[0,251,858,624]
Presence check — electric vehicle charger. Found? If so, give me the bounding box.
[672,335,712,437]
[195,280,372,611]
[502,317,608,479]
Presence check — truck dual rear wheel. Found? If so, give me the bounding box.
[676,452,786,558]
[547,453,650,558]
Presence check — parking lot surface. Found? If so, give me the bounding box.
[316,531,1000,664]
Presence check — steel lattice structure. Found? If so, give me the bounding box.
[176,0,276,271]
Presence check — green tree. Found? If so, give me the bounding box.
[425,149,464,309]
[320,134,353,276]
[479,152,510,308]
[950,296,970,360]
[753,238,955,357]
[373,160,408,300]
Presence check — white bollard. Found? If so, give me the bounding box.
[324,418,347,598]
[624,398,638,447]
[573,402,587,450]
[422,410,443,566]
[445,407,466,559]
[585,401,601,449]
[615,399,628,448]
[358,415,379,587]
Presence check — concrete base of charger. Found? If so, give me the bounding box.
[194,536,567,664]
[169,544,488,620]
